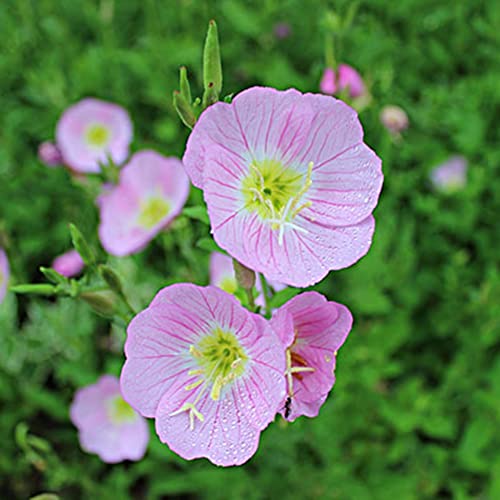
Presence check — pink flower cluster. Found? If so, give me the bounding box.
[120,284,352,466]
[62,86,382,467]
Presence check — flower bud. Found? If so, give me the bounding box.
[80,291,116,317]
[337,64,365,98]
[380,105,409,134]
[232,259,255,290]
[69,224,95,267]
[173,91,196,129]
[38,141,62,167]
[202,20,222,108]
[320,67,336,95]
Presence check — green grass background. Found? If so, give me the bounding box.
[1,0,499,498]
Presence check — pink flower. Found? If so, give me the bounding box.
[0,248,9,304]
[38,141,63,167]
[273,22,291,40]
[70,375,149,463]
[430,156,468,193]
[120,284,286,466]
[56,98,133,173]
[209,252,285,307]
[98,150,189,256]
[319,68,337,95]
[52,249,84,278]
[380,105,409,134]
[337,64,366,98]
[183,87,383,287]
[270,292,352,421]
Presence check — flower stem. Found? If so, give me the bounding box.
[259,273,273,317]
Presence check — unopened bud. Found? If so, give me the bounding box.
[69,224,95,267]
[173,91,196,129]
[202,20,222,108]
[80,291,116,317]
[233,259,256,290]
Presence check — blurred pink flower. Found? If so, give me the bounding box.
[209,252,285,307]
[38,141,63,167]
[319,67,337,95]
[274,22,291,39]
[56,98,133,173]
[98,150,189,256]
[430,156,468,193]
[0,248,9,304]
[120,284,286,466]
[337,64,366,98]
[70,375,149,463]
[183,87,383,287]
[380,105,409,134]
[52,249,84,278]
[271,292,353,421]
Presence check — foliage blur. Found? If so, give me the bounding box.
[1,0,499,498]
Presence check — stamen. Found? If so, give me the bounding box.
[250,163,265,189]
[189,345,203,358]
[170,403,205,431]
[185,379,204,391]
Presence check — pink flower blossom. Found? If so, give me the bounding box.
[209,252,285,307]
[120,284,286,466]
[98,150,189,256]
[270,292,352,421]
[380,105,409,134]
[70,375,149,463]
[273,22,291,40]
[337,64,366,98]
[319,67,337,95]
[38,141,63,167]
[0,248,9,304]
[430,156,468,193]
[183,87,383,287]
[52,249,84,278]
[56,98,133,173]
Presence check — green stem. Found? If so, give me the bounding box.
[259,274,273,317]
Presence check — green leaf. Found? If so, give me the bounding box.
[183,205,210,225]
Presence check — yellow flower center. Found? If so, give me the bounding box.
[219,276,238,295]
[170,328,248,430]
[85,124,110,147]
[108,395,137,424]
[138,197,170,229]
[241,159,313,244]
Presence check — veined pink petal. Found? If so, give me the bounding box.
[98,150,189,256]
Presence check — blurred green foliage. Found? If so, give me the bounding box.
[1,0,499,498]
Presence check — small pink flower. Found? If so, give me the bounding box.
[56,98,133,173]
[98,150,189,256]
[0,248,9,304]
[271,292,353,421]
[183,87,383,287]
[380,105,409,134]
[120,284,286,466]
[38,141,63,167]
[70,375,149,463]
[430,156,468,193]
[209,252,285,307]
[319,67,337,95]
[274,22,292,39]
[52,249,84,278]
[337,64,366,98]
